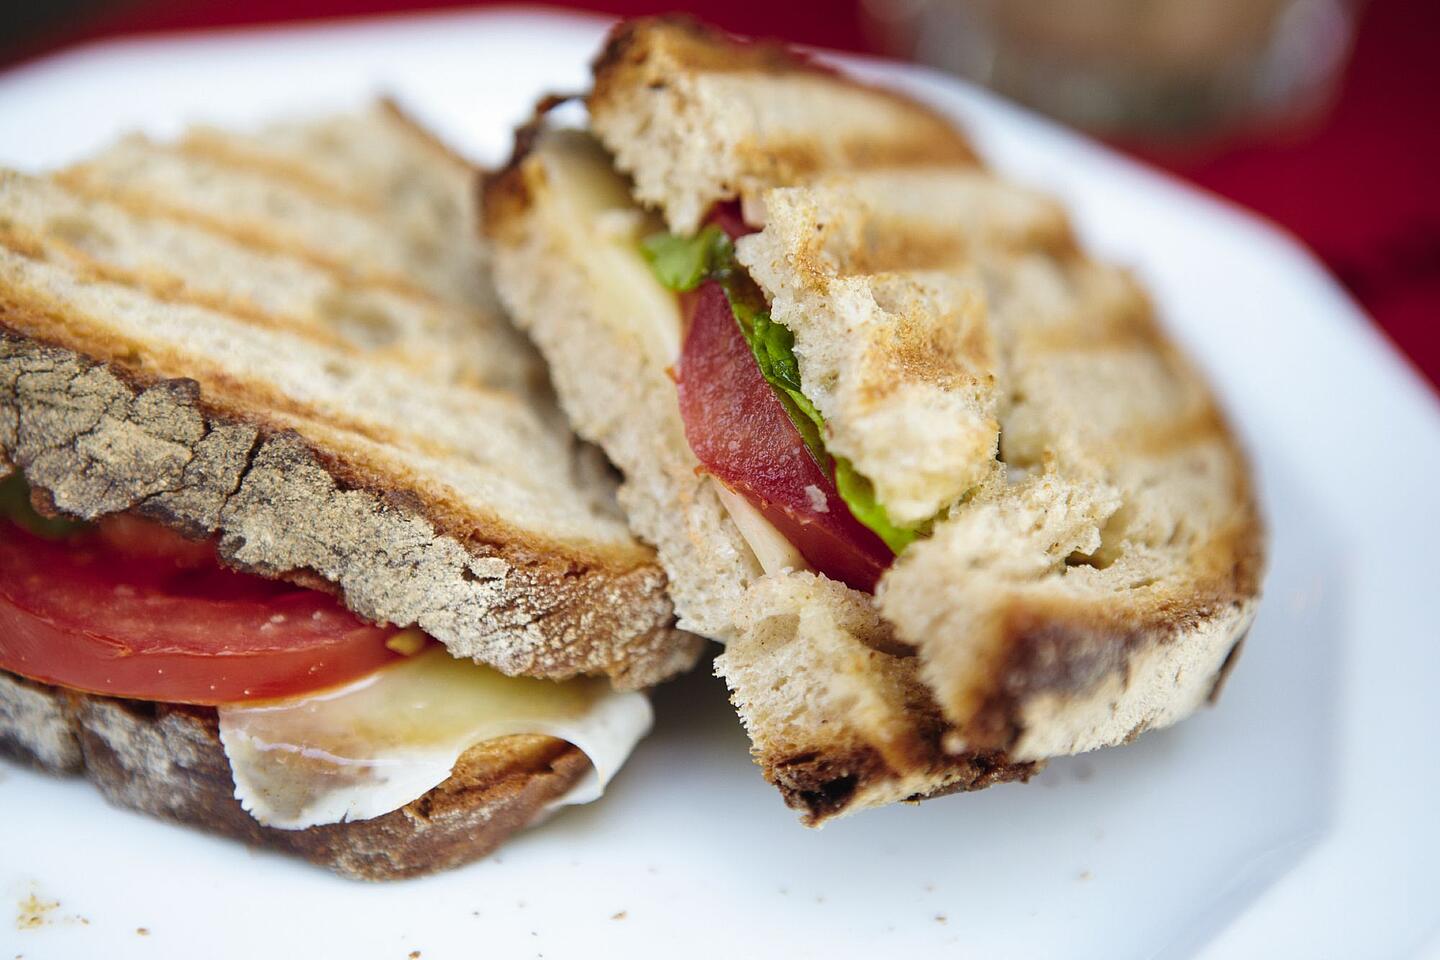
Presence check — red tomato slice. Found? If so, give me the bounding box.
[0,517,401,704]
[676,280,893,592]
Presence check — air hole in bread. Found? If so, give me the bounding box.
[1063,549,1109,570]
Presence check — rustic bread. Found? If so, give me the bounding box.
[0,670,588,881]
[0,105,702,690]
[588,16,978,235]
[484,18,1263,820]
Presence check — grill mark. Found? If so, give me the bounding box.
[736,135,975,184]
[1010,320,1158,356]
[1116,407,1228,457]
[0,264,535,472]
[43,169,486,323]
[0,222,519,408]
[0,222,356,353]
[175,134,381,215]
[823,224,1075,280]
[53,169,445,308]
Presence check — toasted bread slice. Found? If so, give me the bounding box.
[0,103,702,690]
[0,670,588,881]
[484,19,1263,820]
[588,16,978,235]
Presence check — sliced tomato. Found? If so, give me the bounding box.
[0,517,402,704]
[676,280,893,592]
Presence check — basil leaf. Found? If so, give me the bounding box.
[640,225,732,292]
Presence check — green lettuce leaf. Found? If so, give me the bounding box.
[0,474,90,539]
[640,225,732,292]
[833,459,917,554]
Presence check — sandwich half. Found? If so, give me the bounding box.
[483,18,1265,821]
[0,101,702,879]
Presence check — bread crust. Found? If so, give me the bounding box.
[0,670,588,881]
[588,16,978,234]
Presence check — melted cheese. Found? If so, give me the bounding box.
[217,647,651,830]
[535,131,683,370]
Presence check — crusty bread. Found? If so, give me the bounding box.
[588,15,978,235]
[484,18,1263,821]
[0,670,588,881]
[0,103,703,690]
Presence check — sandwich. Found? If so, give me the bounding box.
[482,18,1265,821]
[0,102,702,879]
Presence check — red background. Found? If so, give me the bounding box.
[5,0,1437,391]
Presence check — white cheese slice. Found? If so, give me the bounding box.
[534,132,683,371]
[710,479,810,577]
[217,647,651,830]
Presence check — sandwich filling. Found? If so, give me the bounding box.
[642,210,921,592]
[515,128,934,595]
[0,474,648,829]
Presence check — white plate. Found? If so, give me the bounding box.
[1,10,1437,959]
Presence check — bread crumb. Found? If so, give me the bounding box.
[15,893,58,930]
[803,485,829,513]
[935,914,948,924]
[408,952,421,958]
[1078,870,1093,882]
[610,911,627,921]
[136,928,150,936]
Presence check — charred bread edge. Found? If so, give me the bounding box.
[0,669,588,881]
[765,722,1042,825]
[957,551,1263,757]
[0,325,700,688]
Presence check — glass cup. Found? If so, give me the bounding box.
[864,0,1361,141]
